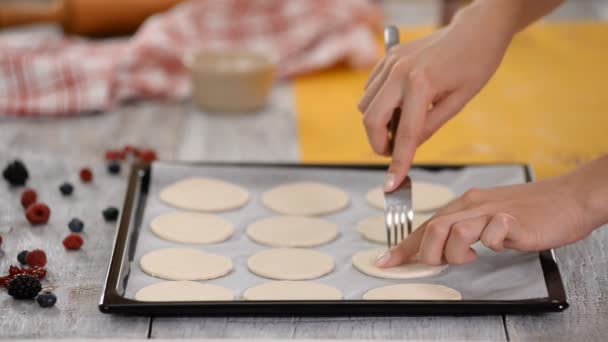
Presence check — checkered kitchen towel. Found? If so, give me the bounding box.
[0,0,381,116]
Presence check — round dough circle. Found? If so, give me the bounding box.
[366,181,455,212]
[356,213,431,244]
[151,211,234,244]
[247,248,335,280]
[160,177,249,212]
[135,281,234,301]
[352,248,447,279]
[363,283,462,300]
[243,281,342,300]
[140,248,233,280]
[246,216,339,247]
[262,181,349,216]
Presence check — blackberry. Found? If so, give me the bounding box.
[107,161,121,175]
[36,291,57,308]
[68,218,84,232]
[17,250,29,265]
[102,207,119,222]
[59,182,74,196]
[8,274,41,299]
[2,160,29,186]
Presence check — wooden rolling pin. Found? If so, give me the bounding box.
[0,0,187,37]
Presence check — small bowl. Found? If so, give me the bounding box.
[185,50,276,112]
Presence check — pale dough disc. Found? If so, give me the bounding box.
[352,248,447,279]
[363,283,462,300]
[160,177,249,212]
[246,216,339,247]
[261,181,349,216]
[356,213,431,244]
[150,211,234,244]
[140,248,233,281]
[243,281,342,300]
[247,248,335,280]
[366,181,455,212]
[135,281,234,301]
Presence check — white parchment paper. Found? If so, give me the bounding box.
[123,163,548,301]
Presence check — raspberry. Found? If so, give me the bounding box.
[26,249,47,268]
[59,182,74,196]
[2,160,29,186]
[68,218,84,232]
[102,207,119,222]
[17,250,28,265]
[107,161,121,175]
[27,266,47,281]
[25,203,51,225]
[20,188,37,209]
[8,274,41,299]
[105,150,125,161]
[79,168,93,183]
[8,265,22,277]
[37,291,57,308]
[138,149,157,162]
[0,276,10,287]
[123,144,139,156]
[63,234,84,250]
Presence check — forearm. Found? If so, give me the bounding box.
[568,155,608,232]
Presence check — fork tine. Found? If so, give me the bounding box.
[400,205,406,242]
[385,206,393,248]
[393,208,398,247]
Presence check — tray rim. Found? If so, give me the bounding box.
[99,161,569,316]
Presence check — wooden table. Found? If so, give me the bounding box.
[1,84,606,340]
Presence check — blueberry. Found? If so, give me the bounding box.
[107,161,121,175]
[2,160,29,186]
[36,292,57,308]
[59,182,74,196]
[17,250,28,265]
[68,218,84,232]
[102,207,119,222]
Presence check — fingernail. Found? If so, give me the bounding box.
[383,173,395,192]
[375,250,391,267]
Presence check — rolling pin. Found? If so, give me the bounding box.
[0,0,187,37]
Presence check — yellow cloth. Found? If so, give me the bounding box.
[294,22,608,179]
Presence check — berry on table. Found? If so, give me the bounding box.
[122,144,139,156]
[105,150,125,161]
[20,188,38,209]
[68,218,84,232]
[107,161,121,175]
[36,291,57,308]
[138,149,157,163]
[25,203,51,225]
[63,234,84,250]
[59,182,74,196]
[102,207,119,222]
[2,160,29,186]
[8,274,41,299]
[26,249,47,268]
[17,250,29,265]
[79,168,93,183]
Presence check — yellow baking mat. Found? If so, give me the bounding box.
[294,22,608,179]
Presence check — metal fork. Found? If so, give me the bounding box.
[383,25,414,248]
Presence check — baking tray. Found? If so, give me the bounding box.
[99,162,568,316]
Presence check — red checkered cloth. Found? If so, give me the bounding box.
[0,0,381,117]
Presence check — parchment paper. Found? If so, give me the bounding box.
[123,163,548,300]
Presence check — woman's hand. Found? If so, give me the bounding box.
[376,156,608,267]
[358,3,517,192]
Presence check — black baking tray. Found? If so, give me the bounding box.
[99,162,568,316]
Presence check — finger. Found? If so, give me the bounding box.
[499,212,540,252]
[359,57,400,113]
[385,71,432,191]
[364,58,386,90]
[376,222,426,268]
[444,216,490,264]
[419,90,469,143]
[480,213,512,252]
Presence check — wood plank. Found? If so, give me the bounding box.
[0,103,186,338]
[505,226,608,341]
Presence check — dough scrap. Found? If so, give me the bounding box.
[356,213,431,244]
[246,216,339,247]
[140,248,232,281]
[363,283,462,300]
[262,181,349,216]
[151,211,234,244]
[160,177,249,212]
[247,248,335,280]
[352,248,447,279]
[243,281,342,300]
[366,181,455,212]
[135,281,234,301]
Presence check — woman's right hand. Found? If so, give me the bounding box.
[358,2,517,192]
